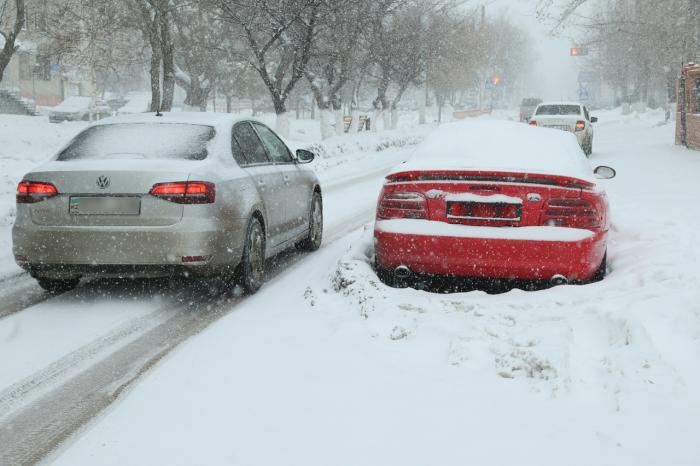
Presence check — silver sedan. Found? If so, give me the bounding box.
[12,113,323,293]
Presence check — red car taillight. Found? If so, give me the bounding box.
[542,198,600,229]
[575,120,586,131]
[17,181,58,203]
[529,120,537,127]
[150,181,215,204]
[377,191,427,219]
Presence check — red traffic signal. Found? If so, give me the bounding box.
[570,47,588,56]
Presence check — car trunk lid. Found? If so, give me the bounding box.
[386,170,591,227]
[24,160,196,227]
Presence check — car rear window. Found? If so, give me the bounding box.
[535,104,581,116]
[57,123,216,161]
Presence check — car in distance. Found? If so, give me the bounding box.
[519,97,542,122]
[374,120,615,287]
[528,102,597,156]
[48,96,112,123]
[13,113,323,293]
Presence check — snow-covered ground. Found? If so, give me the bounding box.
[2,108,699,465]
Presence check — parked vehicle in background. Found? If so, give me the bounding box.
[116,92,151,115]
[48,96,111,123]
[519,97,542,122]
[529,102,597,156]
[13,113,323,294]
[374,120,615,288]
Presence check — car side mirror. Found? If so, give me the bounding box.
[590,116,598,123]
[296,149,315,164]
[594,166,615,179]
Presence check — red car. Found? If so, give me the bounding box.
[374,120,615,286]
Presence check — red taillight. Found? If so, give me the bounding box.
[150,181,215,204]
[529,120,537,127]
[377,191,427,219]
[542,198,600,229]
[575,120,586,131]
[17,181,58,203]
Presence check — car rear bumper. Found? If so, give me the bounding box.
[12,220,246,278]
[374,220,607,282]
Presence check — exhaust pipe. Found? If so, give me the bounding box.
[550,274,569,286]
[394,265,412,280]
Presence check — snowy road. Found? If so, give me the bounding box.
[1,110,699,466]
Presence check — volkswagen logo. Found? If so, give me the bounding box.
[527,193,542,202]
[96,176,111,189]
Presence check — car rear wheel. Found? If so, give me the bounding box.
[36,277,80,293]
[240,217,265,294]
[297,192,323,251]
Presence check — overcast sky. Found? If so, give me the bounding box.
[485,0,582,101]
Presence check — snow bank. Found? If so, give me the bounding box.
[304,125,433,187]
[393,119,595,182]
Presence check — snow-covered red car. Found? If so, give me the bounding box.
[373,120,616,286]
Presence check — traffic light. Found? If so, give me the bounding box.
[491,74,502,86]
[570,47,588,56]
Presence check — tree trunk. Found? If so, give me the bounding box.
[319,108,334,139]
[276,112,290,138]
[159,11,175,112]
[148,48,161,112]
[226,94,232,113]
[0,0,25,83]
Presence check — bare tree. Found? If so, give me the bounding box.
[130,0,175,112]
[218,0,322,136]
[0,0,26,82]
[304,0,367,138]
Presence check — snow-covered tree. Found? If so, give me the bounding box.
[0,0,26,82]
[217,0,322,137]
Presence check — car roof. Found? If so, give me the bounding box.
[390,119,594,182]
[95,112,245,129]
[536,101,584,107]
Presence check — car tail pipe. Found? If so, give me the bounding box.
[394,265,412,280]
[549,274,569,286]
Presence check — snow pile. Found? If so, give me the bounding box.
[393,119,595,182]
[305,125,433,186]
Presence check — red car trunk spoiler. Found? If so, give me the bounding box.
[386,170,596,190]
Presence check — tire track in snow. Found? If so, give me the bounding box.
[0,273,58,320]
[0,305,173,422]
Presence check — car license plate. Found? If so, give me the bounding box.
[447,201,521,221]
[69,196,141,215]
[544,124,570,131]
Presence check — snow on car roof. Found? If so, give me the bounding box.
[94,112,246,132]
[391,120,595,182]
[536,101,584,107]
